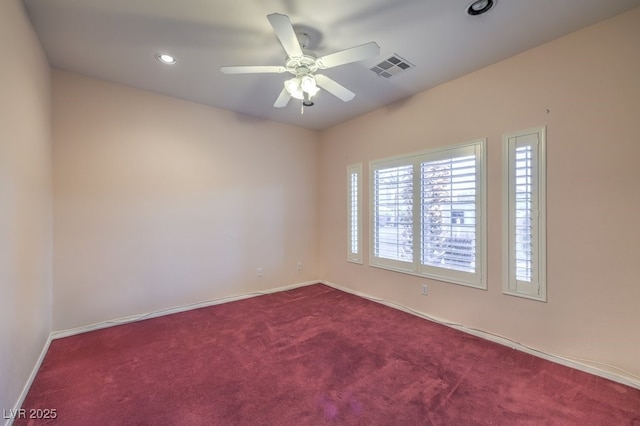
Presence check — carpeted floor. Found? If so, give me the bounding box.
[16,284,640,425]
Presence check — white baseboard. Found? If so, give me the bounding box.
[321,279,640,390]
[5,334,53,426]
[51,280,319,340]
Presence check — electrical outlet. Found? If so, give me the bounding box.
[421,284,428,296]
[296,261,303,271]
[257,267,263,277]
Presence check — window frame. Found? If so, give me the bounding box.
[370,156,416,273]
[502,127,547,301]
[347,163,363,264]
[369,140,487,289]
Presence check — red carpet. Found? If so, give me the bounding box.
[17,284,640,425]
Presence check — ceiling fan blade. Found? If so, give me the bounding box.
[316,42,380,69]
[315,74,356,102]
[221,66,287,74]
[274,88,291,108]
[267,13,303,59]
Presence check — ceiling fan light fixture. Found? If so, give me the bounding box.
[155,53,177,65]
[286,76,319,100]
[467,0,494,16]
[300,75,319,97]
[285,77,304,100]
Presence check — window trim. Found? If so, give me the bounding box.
[347,163,363,264]
[369,140,487,289]
[502,127,547,301]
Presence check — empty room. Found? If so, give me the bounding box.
[2,0,640,424]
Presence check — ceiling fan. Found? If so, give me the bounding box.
[221,13,380,109]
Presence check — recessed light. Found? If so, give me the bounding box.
[155,53,177,65]
[467,0,495,16]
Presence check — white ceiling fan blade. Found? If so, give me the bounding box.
[267,13,303,59]
[315,74,355,102]
[274,88,291,108]
[316,42,380,69]
[221,66,286,74]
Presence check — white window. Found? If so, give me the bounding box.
[347,163,363,263]
[503,127,546,301]
[370,140,486,288]
[371,160,414,270]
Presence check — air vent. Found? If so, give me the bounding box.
[370,54,414,78]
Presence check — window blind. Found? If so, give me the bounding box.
[370,140,485,288]
[421,155,476,273]
[347,164,363,263]
[503,127,546,301]
[514,146,533,282]
[372,164,414,263]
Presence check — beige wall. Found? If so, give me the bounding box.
[52,71,319,330]
[319,7,640,382]
[0,0,52,414]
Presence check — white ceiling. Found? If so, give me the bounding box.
[24,0,640,131]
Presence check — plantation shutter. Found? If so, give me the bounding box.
[347,164,362,263]
[421,154,476,273]
[503,127,546,301]
[514,145,533,282]
[369,140,485,288]
[371,160,414,270]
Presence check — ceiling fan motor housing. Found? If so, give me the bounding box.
[285,56,319,77]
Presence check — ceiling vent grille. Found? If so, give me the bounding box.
[370,54,414,78]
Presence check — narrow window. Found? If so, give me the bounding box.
[347,164,363,263]
[503,127,546,301]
